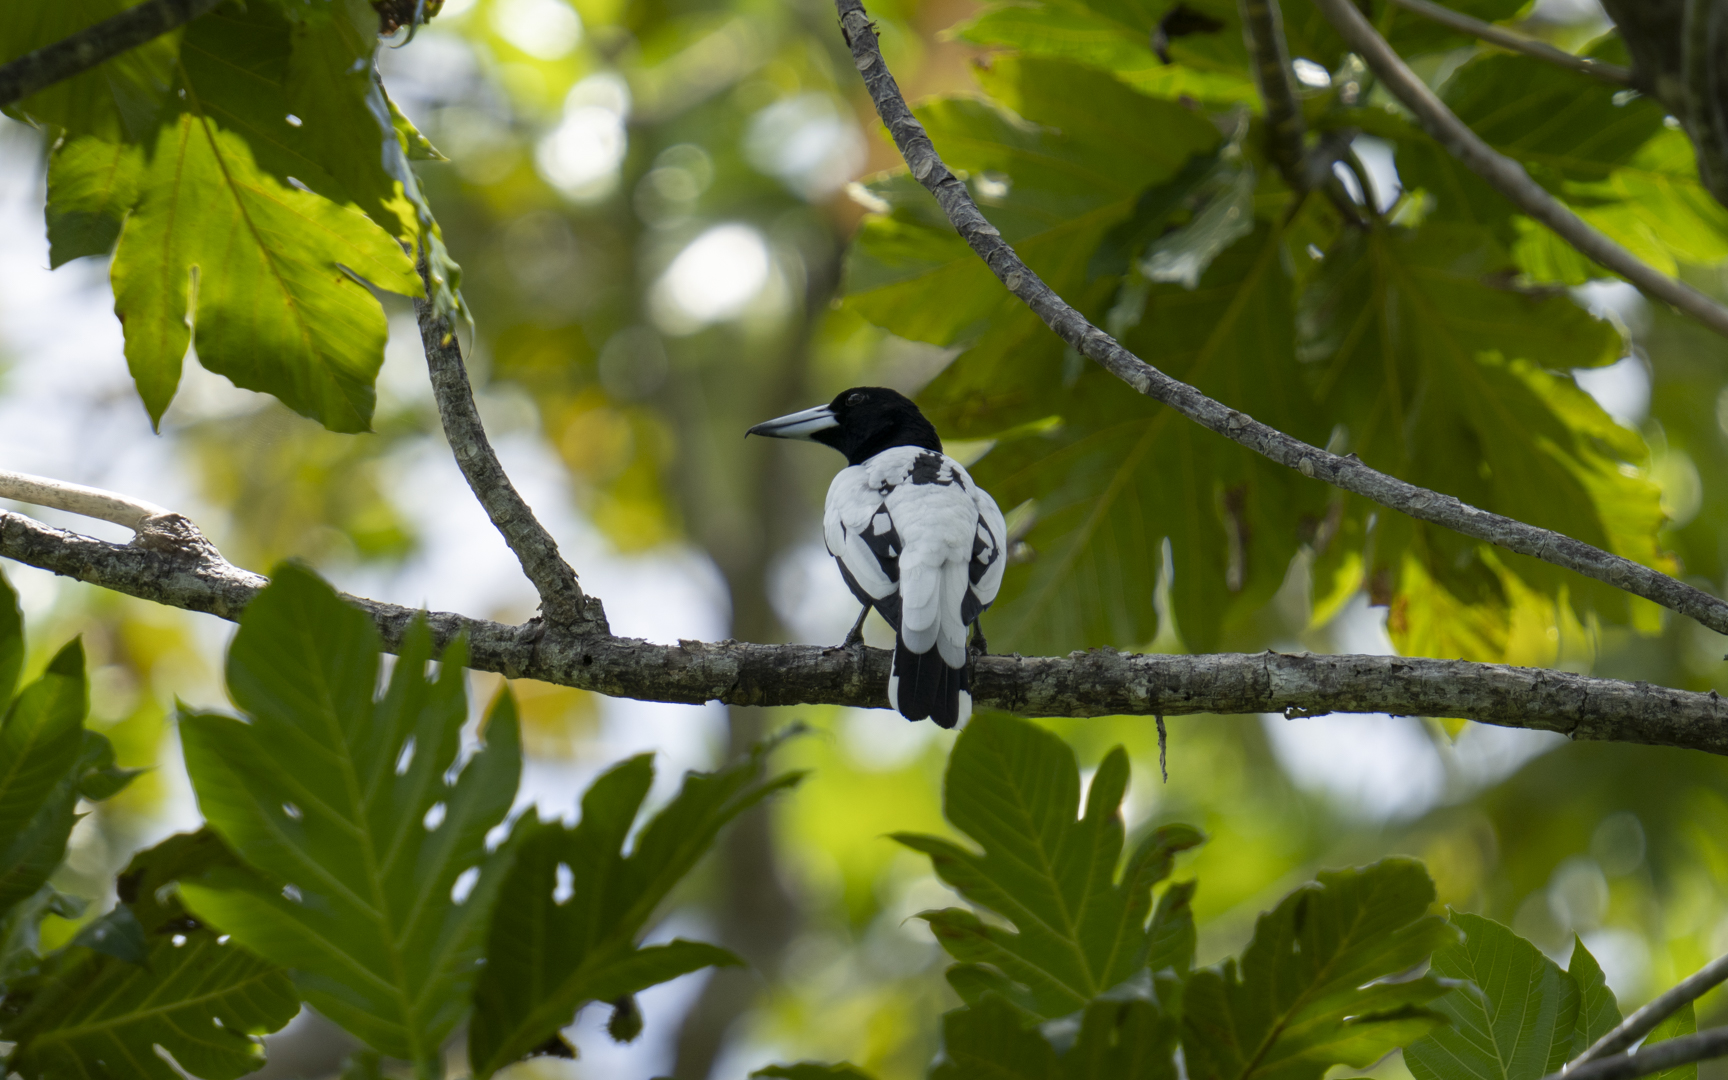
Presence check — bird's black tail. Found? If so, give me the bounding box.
[890,636,970,729]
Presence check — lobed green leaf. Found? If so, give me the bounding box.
[177,564,520,1068]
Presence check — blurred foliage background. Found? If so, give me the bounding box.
[9,0,1728,1075]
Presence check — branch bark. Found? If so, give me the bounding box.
[1571,952,1728,1067]
[1556,1028,1728,1080]
[10,508,1728,751]
[1386,0,1631,85]
[1239,0,1307,187]
[1314,0,1728,339]
[413,260,604,633]
[0,0,221,109]
[829,0,1728,639]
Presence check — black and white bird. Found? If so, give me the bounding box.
[748,387,1007,729]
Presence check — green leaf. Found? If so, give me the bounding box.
[45,135,143,267]
[955,217,1331,653]
[1405,912,1581,1080]
[0,641,89,918]
[109,2,422,432]
[467,747,803,1077]
[0,565,20,706]
[753,1064,880,1080]
[69,903,149,965]
[1647,1001,1698,1080]
[176,564,520,1068]
[932,977,1182,1080]
[1,924,298,1080]
[1298,221,1666,660]
[1146,878,1196,976]
[1180,859,1458,1080]
[1568,935,1621,1057]
[1,0,177,140]
[1439,56,1664,187]
[892,712,1202,1019]
[933,993,1063,1080]
[0,885,85,985]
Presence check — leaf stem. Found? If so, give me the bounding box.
[1313,0,1728,340]
[0,469,168,530]
[1384,0,1631,86]
[0,0,223,109]
[1571,952,1728,1067]
[829,0,1728,638]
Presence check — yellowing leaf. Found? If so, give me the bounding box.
[112,109,419,431]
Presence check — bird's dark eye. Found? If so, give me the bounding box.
[848,392,865,406]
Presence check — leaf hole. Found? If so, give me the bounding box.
[424,802,447,831]
[213,1016,225,1028]
[451,866,480,904]
[283,884,303,904]
[286,176,313,194]
[554,863,574,905]
[285,113,303,127]
[396,737,417,776]
[217,934,230,945]
[171,934,187,947]
[282,802,302,820]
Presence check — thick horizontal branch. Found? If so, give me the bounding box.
[1315,0,1728,338]
[8,509,1728,752]
[0,0,221,109]
[1386,0,1631,85]
[830,0,1728,639]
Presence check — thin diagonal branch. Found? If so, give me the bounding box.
[1571,952,1728,1067]
[1386,0,1631,85]
[1314,0,1728,339]
[1557,1028,1728,1080]
[413,259,605,633]
[11,507,1728,750]
[830,0,1728,638]
[0,0,221,109]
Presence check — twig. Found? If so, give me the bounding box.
[1556,1028,1728,1080]
[830,0,1728,638]
[0,0,222,109]
[1571,952,1728,1067]
[413,259,604,633]
[11,508,1728,745]
[1385,0,1631,86]
[0,469,168,530]
[1239,0,1306,187]
[1313,0,1728,340]
[1156,714,1168,782]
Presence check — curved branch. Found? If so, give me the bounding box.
[1558,1028,1728,1080]
[0,469,168,530]
[1571,952,1728,1067]
[0,0,221,109]
[829,0,1728,638]
[9,508,1728,751]
[1386,0,1631,86]
[1314,0,1728,339]
[413,260,605,633]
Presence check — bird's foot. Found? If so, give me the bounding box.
[969,625,989,658]
[828,607,870,653]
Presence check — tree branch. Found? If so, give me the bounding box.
[413,259,605,633]
[1571,952,1728,1067]
[1239,0,1307,187]
[9,506,1728,750]
[0,0,221,110]
[829,0,1728,638]
[1314,0,1728,339]
[1386,0,1631,86]
[1557,1028,1728,1080]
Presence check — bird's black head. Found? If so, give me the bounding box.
[747,387,942,466]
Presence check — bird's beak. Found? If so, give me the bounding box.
[746,404,838,441]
